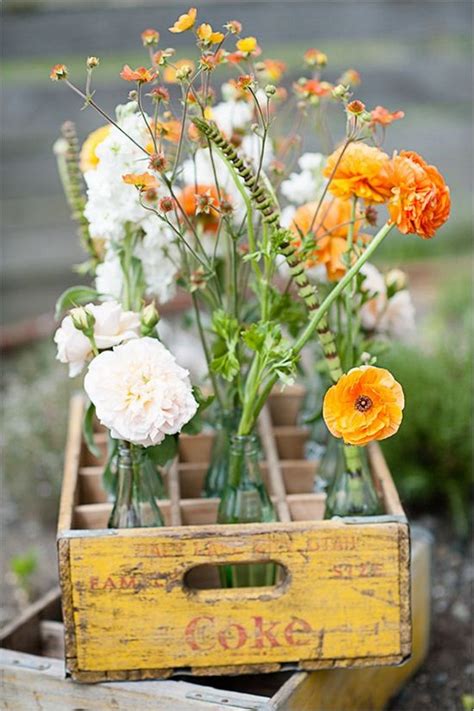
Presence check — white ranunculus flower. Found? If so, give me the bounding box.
[360,263,388,331]
[378,290,416,340]
[54,301,140,377]
[212,100,253,137]
[281,152,327,206]
[84,337,198,446]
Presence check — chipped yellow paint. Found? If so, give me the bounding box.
[63,520,409,675]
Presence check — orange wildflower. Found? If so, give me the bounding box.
[196,23,225,44]
[258,59,286,82]
[236,36,257,53]
[122,172,159,191]
[324,143,392,203]
[303,48,327,67]
[385,150,450,238]
[163,59,195,83]
[323,366,405,446]
[80,125,110,172]
[149,119,181,144]
[120,65,155,83]
[141,28,160,47]
[370,105,405,126]
[169,7,197,33]
[179,184,223,233]
[290,198,366,281]
[295,79,333,101]
[50,63,68,81]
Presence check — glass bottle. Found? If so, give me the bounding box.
[202,410,237,498]
[108,443,165,528]
[217,434,277,587]
[324,443,382,518]
[314,429,340,493]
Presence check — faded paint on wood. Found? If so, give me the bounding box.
[57,390,411,681]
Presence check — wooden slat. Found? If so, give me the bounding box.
[258,407,291,522]
[367,443,405,517]
[57,395,84,532]
[0,587,62,655]
[40,621,65,660]
[74,501,173,529]
[286,494,326,522]
[273,426,310,460]
[167,459,182,526]
[267,384,306,426]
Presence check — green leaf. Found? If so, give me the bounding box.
[146,435,178,467]
[55,286,99,320]
[11,551,37,581]
[83,401,101,458]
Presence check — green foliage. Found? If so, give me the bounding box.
[55,285,99,319]
[83,401,101,458]
[380,334,472,538]
[210,309,240,381]
[10,550,38,583]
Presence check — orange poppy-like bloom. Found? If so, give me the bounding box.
[169,7,197,33]
[122,172,159,191]
[324,142,392,203]
[294,79,333,101]
[303,48,327,67]
[258,59,286,82]
[80,125,110,172]
[323,366,405,446]
[236,36,258,53]
[179,184,222,233]
[385,150,450,239]
[370,105,405,126]
[120,65,155,83]
[290,198,365,281]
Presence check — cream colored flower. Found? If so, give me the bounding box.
[84,337,198,446]
[54,301,140,377]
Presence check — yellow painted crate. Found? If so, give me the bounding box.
[57,388,411,682]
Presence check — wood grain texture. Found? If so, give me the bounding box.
[57,393,412,681]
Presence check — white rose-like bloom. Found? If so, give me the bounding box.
[212,100,253,137]
[360,263,388,331]
[378,290,416,340]
[54,301,140,377]
[84,337,198,446]
[281,152,327,205]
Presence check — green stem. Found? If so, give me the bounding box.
[344,196,358,369]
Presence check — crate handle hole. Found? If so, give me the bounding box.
[183,561,288,591]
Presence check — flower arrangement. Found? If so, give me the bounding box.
[50,7,450,539]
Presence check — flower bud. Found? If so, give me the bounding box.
[50,64,68,81]
[70,306,95,336]
[159,196,175,213]
[128,90,138,101]
[385,268,407,293]
[265,84,277,97]
[148,152,168,172]
[346,100,366,116]
[176,64,193,81]
[332,83,351,101]
[141,302,160,334]
[86,56,100,69]
[225,20,242,34]
[141,28,160,47]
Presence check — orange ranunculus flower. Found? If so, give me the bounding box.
[80,125,110,172]
[122,172,159,191]
[370,105,405,126]
[120,65,155,83]
[290,198,366,281]
[324,142,392,203]
[169,7,197,33]
[385,150,450,239]
[323,366,405,446]
[179,184,222,233]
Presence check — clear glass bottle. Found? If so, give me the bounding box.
[217,434,277,587]
[324,443,382,518]
[314,429,339,493]
[202,410,237,498]
[108,443,165,528]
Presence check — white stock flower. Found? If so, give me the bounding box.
[84,337,198,446]
[54,301,140,377]
[95,254,123,300]
[281,152,326,205]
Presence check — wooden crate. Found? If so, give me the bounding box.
[0,528,430,710]
[57,387,411,682]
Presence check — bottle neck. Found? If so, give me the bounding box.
[228,434,260,487]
